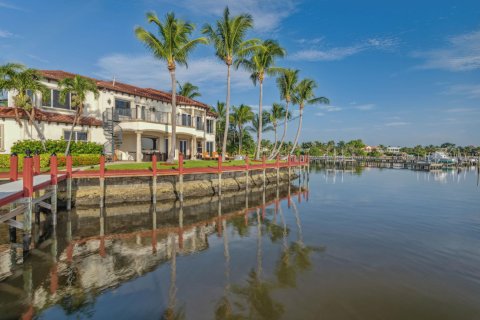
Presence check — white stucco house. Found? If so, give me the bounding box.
[0,70,217,162]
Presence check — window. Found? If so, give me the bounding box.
[206,141,214,154]
[64,130,88,142]
[52,90,71,109]
[206,119,214,134]
[179,140,187,155]
[181,114,192,126]
[42,90,51,107]
[26,90,37,106]
[0,90,7,106]
[197,141,202,154]
[115,99,131,116]
[0,124,4,150]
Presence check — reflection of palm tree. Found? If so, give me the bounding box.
[162,233,185,320]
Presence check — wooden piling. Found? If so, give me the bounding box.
[178,153,184,202]
[33,151,40,176]
[99,154,105,208]
[9,153,18,181]
[22,154,34,256]
[50,154,58,225]
[276,155,280,185]
[152,154,157,203]
[218,154,222,196]
[245,155,249,193]
[66,154,73,210]
[262,155,266,188]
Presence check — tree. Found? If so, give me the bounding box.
[290,79,329,154]
[231,104,254,154]
[202,7,256,161]
[269,103,289,157]
[0,64,48,151]
[235,39,285,160]
[213,101,226,151]
[58,75,99,155]
[270,69,299,158]
[136,12,207,162]
[177,81,201,99]
[247,111,273,157]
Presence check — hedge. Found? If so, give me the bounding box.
[0,154,101,169]
[11,139,103,155]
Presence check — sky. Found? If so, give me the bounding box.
[0,0,479,146]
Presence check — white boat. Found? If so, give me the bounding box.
[428,151,457,164]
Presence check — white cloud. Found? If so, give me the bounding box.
[291,36,398,61]
[169,0,297,32]
[353,103,375,111]
[0,29,14,38]
[315,112,325,117]
[444,107,476,113]
[95,53,252,94]
[384,121,410,127]
[447,84,480,99]
[413,29,480,71]
[318,105,342,112]
[0,1,22,10]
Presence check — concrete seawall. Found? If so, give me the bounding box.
[58,167,297,207]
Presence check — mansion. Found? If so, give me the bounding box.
[0,70,217,161]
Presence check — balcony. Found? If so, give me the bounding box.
[114,108,169,124]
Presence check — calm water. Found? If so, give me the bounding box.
[0,167,479,320]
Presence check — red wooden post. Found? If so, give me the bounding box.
[50,154,58,186]
[178,153,184,174]
[245,155,249,170]
[262,155,266,169]
[9,153,18,181]
[66,154,73,178]
[99,154,105,179]
[33,151,40,175]
[276,155,280,168]
[287,154,291,167]
[218,153,222,173]
[152,154,157,176]
[23,155,34,198]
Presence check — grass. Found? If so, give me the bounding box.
[104,159,277,171]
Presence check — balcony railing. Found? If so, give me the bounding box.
[114,108,169,124]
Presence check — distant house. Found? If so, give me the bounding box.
[363,145,382,153]
[387,146,401,153]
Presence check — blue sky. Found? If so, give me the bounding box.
[1,0,479,146]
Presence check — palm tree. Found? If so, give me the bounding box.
[0,65,48,150]
[202,7,257,161]
[270,69,299,159]
[58,75,99,155]
[269,103,290,158]
[231,104,254,154]
[136,12,207,163]
[247,111,273,157]
[235,40,285,160]
[290,79,329,154]
[214,101,226,151]
[177,81,201,99]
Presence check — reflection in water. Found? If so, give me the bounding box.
[0,180,312,319]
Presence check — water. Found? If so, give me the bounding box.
[0,167,479,320]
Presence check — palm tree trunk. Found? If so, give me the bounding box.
[271,101,289,159]
[239,126,243,154]
[24,108,47,152]
[222,64,231,161]
[255,80,263,160]
[289,106,303,154]
[270,123,278,158]
[168,69,177,163]
[65,111,79,155]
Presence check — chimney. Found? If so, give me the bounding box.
[112,76,116,87]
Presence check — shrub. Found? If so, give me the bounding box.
[0,154,101,169]
[11,139,103,155]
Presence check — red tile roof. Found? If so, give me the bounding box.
[39,70,217,117]
[0,107,102,126]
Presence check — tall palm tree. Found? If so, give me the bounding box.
[58,75,99,155]
[0,65,48,150]
[136,12,207,163]
[202,6,257,161]
[290,79,329,154]
[231,104,254,154]
[270,69,299,159]
[269,103,290,158]
[247,111,273,157]
[235,40,285,160]
[213,101,226,151]
[177,81,201,99]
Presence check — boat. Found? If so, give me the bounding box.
[428,151,457,164]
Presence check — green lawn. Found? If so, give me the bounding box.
[104,159,277,171]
